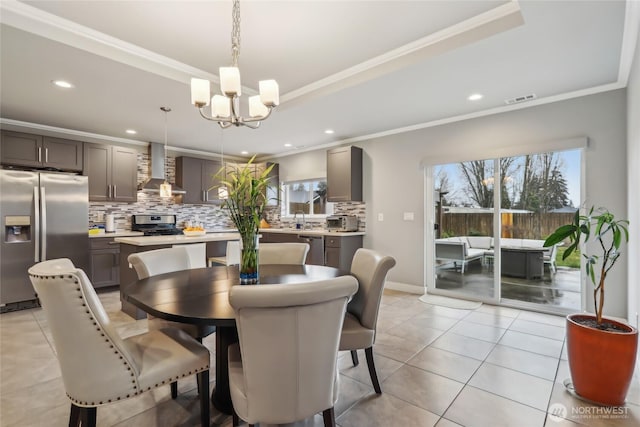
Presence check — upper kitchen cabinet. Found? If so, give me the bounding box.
[327,146,362,202]
[255,161,280,206]
[175,156,222,204]
[1,131,83,171]
[84,143,138,202]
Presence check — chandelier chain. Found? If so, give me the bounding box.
[191,0,277,129]
[231,0,241,67]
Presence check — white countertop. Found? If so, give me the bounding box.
[260,228,365,237]
[114,232,241,246]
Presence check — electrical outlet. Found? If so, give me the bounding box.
[377,213,384,221]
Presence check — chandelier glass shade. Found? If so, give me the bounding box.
[190,0,279,129]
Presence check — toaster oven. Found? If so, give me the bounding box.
[326,215,359,232]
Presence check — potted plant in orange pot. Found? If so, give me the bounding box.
[545,206,637,406]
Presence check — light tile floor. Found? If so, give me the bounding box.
[1,289,639,427]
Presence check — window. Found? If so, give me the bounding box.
[282,179,331,216]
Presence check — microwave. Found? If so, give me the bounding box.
[326,215,359,232]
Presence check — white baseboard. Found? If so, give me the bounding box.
[385,281,424,295]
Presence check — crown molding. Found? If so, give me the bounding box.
[618,0,640,85]
[280,2,524,107]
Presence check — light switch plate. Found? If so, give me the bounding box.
[403,212,414,221]
[377,213,384,221]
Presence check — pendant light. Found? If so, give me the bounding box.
[159,107,172,198]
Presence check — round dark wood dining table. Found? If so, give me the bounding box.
[123,264,347,415]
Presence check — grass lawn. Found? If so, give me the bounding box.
[556,246,581,268]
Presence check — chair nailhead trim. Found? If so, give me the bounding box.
[39,272,213,407]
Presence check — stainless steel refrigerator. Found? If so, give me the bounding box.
[1,169,89,308]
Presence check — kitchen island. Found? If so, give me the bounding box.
[116,232,240,319]
[259,228,364,271]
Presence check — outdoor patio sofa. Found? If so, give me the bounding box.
[435,236,557,275]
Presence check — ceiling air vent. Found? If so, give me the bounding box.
[504,93,537,105]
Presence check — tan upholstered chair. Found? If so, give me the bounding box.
[258,242,310,265]
[28,258,210,427]
[128,247,216,339]
[128,247,216,397]
[208,240,241,266]
[173,242,207,268]
[228,276,359,427]
[339,248,396,393]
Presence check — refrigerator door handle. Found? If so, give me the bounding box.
[34,186,40,262]
[41,187,47,261]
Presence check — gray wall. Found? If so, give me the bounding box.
[276,89,629,318]
[627,27,640,327]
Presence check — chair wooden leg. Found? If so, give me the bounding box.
[350,350,359,366]
[79,407,97,427]
[69,403,81,427]
[323,407,336,427]
[232,409,239,427]
[198,370,210,427]
[365,347,382,394]
[171,381,178,399]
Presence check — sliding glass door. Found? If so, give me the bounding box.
[432,159,498,303]
[428,149,582,312]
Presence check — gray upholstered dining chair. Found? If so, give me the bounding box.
[173,242,207,268]
[128,246,216,397]
[28,258,210,427]
[258,242,310,265]
[339,248,396,393]
[228,276,359,427]
[208,240,241,266]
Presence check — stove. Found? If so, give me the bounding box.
[131,214,183,236]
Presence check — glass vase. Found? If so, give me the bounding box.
[239,234,259,284]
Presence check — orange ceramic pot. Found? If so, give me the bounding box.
[566,314,638,406]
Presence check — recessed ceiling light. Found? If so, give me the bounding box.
[52,80,73,89]
[467,93,483,101]
[324,129,335,134]
[125,129,137,135]
[241,150,249,155]
[284,143,292,147]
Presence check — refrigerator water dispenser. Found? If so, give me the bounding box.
[5,216,31,243]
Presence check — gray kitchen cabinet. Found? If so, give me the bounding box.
[1,130,83,171]
[230,161,280,202]
[324,234,364,271]
[90,238,120,288]
[175,156,222,204]
[327,146,362,202]
[84,143,138,202]
[259,232,324,265]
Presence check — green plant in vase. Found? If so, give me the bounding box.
[215,156,274,284]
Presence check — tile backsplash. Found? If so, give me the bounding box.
[89,151,366,231]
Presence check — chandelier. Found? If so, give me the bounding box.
[190,0,279,129]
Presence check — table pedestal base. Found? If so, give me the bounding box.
[212,325,238,414]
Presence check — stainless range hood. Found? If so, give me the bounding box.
[138,142,186,194]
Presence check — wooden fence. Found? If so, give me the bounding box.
[439,212,575,239]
